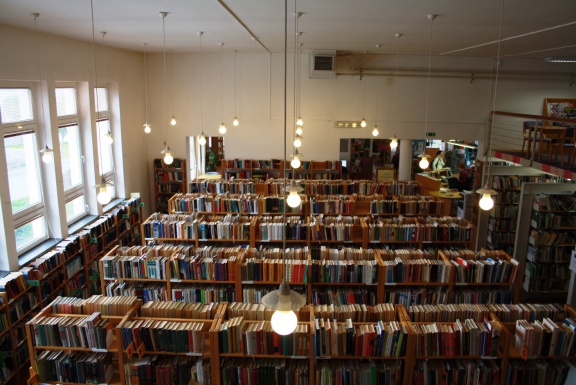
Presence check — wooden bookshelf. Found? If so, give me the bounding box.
[154,158,187,213]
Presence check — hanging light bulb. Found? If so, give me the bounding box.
[170,116,177,126]
[372,125,379,137]
[199,132,207,146]
[390,135,399,150]
[144,123,151,134]
[295,126,303,136]
[293,135,302,148]
[291,150,302,169]
[219,123,227,134]
[296,117,303,127]
[360,118,367,128]
[161,146,174,165]
[32,13,54,164]
[143,43,151,134]
[232,49,239,127]
[39,145,54,164]
[232,117,239,127]
[418,153,430,169]
[285,181,304,208]
[96,178,112,205]
[100,31,113,145]
[477,185,497,211]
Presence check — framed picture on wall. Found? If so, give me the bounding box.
[543,98,576,118]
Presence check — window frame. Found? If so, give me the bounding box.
[94,87,115,195]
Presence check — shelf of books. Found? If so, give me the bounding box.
[154,158,187,213]
[220,159,342,181]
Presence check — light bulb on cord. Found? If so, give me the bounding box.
[143,123,151,134]
[390,135,398,150]
[198,133,207,146]
[372,126,379,137]
[296,117,303,127]
[219,123,227,135]
[170,116,177,126]
[291,151,302,169]
[103,131,113,145]
[96,179,112,205]
[285,181,304,208]
[293,135,302,148]
[39,146,54,164]
[295,126,303,136]
[476,185,497,211]
[271,310,298,335]
[418,153,430,169]
[232,117,239,127]
[360,118,367,128]
[161,146,174,165]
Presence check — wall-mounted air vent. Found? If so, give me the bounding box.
[310,50,336,78]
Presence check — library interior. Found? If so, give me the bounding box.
[1,1,576,385]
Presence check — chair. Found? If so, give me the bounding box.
[536,126,566,163]
[521,121,543,157]
[551,127,576,168]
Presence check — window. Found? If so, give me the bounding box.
[94,87,115,200]
[56,87,87,224]
[1,87,49,253]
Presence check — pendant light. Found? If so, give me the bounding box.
[261,0,306,336]
[143,43,152,134]
[159,12,174,165]
[90,0,112,205]
[100,31,113,145]
[418,15,436,170]
[390,34,402,152]
[477,0,504,211]
[360,53,367,128]
[372,45,381,137]
[232,50,239,127]
[170,50,177,126]
[291,149,302,169]
[218,43,227,135]
[293,134,302,148]
[32,13,53,164]
[198,31,206,146]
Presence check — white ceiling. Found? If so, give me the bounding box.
[1,0,576,60]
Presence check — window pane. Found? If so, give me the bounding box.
[97,120,113,175]
[0,88,33,124]
[59,125,83,190]
[94,87,108,112]
[4,132,42,214]
[15,216,46,251]
[55,88,77,117]
[65,195,86,223]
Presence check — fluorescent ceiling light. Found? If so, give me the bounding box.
[544,56,576,63]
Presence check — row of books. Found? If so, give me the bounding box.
[527,244,570,263]
[515,318,576,357]
[189,179,262,194]
[529,228,575,247]
[314,318,408,358]
[487,231,515,246]
[172,194,261,214]
[171,253,239,281]
[142,213,202,239]
[451,256,519,284]
[533,193,576,212]
[312,245,377,261]
[220,358,309,385]
[34,350,113,384]
[155,170,183,182]
[309,198,353,215]
[171,284,236,303]
[140,301,218,319]
[258,221,309,241]
[50,295,139,316]
[368,224,420,243]
[504,359,573,385]
[309,218,360,242]
[65,255,83,279]
[378,248,436,261]
[450,288,514,305]
[197,214,252,240]
[242,286,305,305]
[313,303,396,323]
[312,288,376,306]
[29,312,112,349]
[0,272,29,299]
[241,258,307,283]
[531,211,563,229]
[491,204,519,218]
[105,281,169,302]
[310,260,377,284]
[124,355,210,385]
[101,253,169,280]
[413,359,500,385]
[158,183,184,194]
[382,258,452,283]
[384,287,449,307]
[20,249,65,281]
[226,302,309,322]
[8,291,38,324]
[316,360,404,385]
[346,180,418,196]
[120,319,207,353]
[413,318,501,358]
[488,217,517,232]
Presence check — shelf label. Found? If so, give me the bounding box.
[570,250,576,273]
[186,352,202,356]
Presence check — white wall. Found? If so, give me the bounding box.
[1,23,574,216]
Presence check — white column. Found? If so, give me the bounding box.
[398,140,413,181]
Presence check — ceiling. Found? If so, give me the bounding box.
[1,0,576,61]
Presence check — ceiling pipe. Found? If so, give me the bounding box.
[216,0,271,53]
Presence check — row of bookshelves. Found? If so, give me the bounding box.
[25,297,576,385]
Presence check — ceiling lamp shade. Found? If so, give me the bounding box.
[261,282,306,335]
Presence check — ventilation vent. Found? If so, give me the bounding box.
[310,50,336,78]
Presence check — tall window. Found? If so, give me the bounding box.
[0,88,48,253]
[56,87,87,224]
[94,87,115,199]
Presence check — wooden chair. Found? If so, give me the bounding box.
[550,127,576,167]
[521,121,542,158]
[536,126,566,163]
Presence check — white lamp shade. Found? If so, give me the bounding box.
[479,194,495,211]
[97,184,112,205]
[271,310,298,335]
